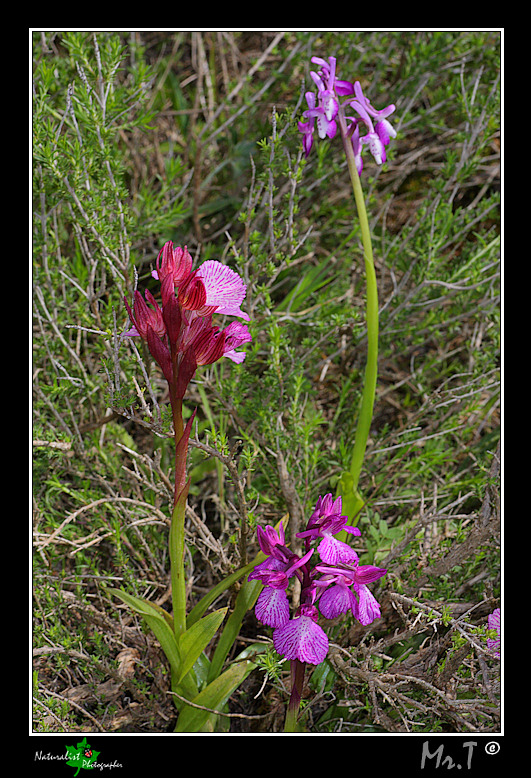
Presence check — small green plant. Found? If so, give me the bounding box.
[110,241,263,731]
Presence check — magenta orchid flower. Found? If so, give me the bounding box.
[255,584,290,629]
[299,90,337,147]
[257,522,286,554]
[352,80,397,145]
[252,548,314,594]
[250,523,314,630]
[124,289,166,340]
[297,493,361,565]
[297,92,318,157]
[296,55,352,149]
[152,242,193,287]
[310,55,355,98]
[252,549,314,630]
[348,81,396,166]
[299,54,397,170]
[153,246,250,321]
[124,241,251,394]
[250,494,387,666]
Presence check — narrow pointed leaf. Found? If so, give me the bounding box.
[174,660,256,733]
[110,588,181,676]
[207,580,262,683]
[110,588,174,628]
[177,607,228,684]
[186,560,258,628]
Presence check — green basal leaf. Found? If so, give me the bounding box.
[176,607,228,684]
[174,660,256,733]
[276,257,332,313]
[110,588,181,676]
[109,587,173,627]
[207,579,262,684]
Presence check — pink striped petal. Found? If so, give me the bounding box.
[196,260,249,320]
[255,587,290,628]
[273,614,328,665]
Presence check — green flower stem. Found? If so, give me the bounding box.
[170,486,189,640]
[170,397,189,640]
[284,659,305,732]
[172,397,185,501]
[337,107,379,495]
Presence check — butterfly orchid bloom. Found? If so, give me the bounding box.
[125,241,251,399]
[249,494,387,666]
[299,55,397,170]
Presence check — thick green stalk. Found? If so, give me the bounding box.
[337,107,379,495]
[170,397,190,640]
[170,486,188,640]
[172,397,185,501]
[284,659,305,732]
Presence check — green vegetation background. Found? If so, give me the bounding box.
[33,31,500,733]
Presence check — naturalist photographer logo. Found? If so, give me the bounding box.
[65,737,101,775]
[66,738,123,775]
[34,737,122,775]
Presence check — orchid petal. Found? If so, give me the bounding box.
[310,56,329,69]
[310,70,326,92]
[376,118,397,146]
[356,585,382,626]
[355,564,388,585]
[363,132,386,165]
[255,587,290,628]
[317,535,358,565]
[319,582,358,619]
[273,614,328,664]
[223,348,246,363]
[334,79,355,96]
[196,260,250,320]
